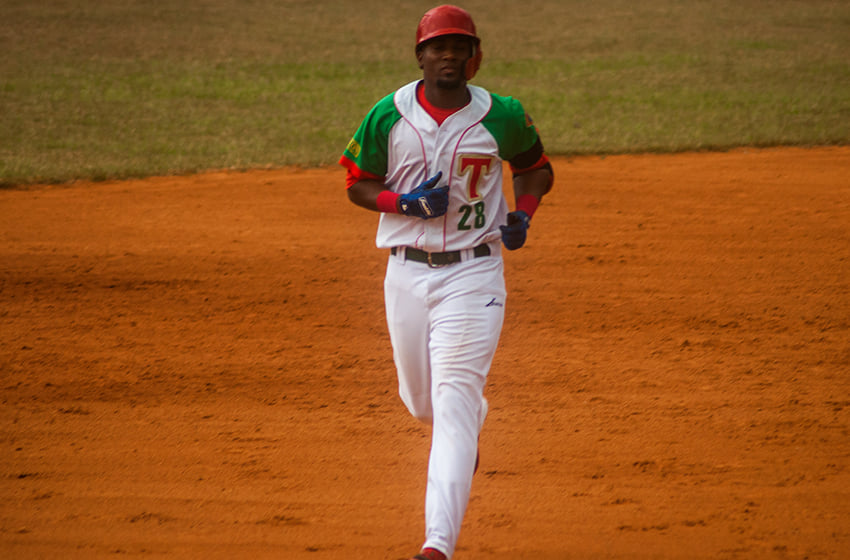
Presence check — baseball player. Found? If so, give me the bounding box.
[339,5,553,559]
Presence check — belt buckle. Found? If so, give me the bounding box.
[427,252,447,268]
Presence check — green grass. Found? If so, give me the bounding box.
[1,0,848,186]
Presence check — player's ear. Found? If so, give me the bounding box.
[416,47,424,69]
[465,45,482,80]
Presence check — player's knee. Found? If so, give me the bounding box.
[400,390,433,424]
[410,408,433,425]
[409,404,433,425]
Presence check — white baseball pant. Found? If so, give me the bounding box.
[384,245,505,558]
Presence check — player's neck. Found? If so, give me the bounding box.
[417,82,468,126]
[421,80,470,110]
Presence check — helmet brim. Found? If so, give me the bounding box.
[417,28,478,45]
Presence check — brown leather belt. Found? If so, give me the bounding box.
[391,244,491,267]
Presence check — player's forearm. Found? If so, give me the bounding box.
[512,167,553,218]
[513,167,552,203]
[347,179,388,212]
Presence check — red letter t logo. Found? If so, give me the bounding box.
[458,155,493,201]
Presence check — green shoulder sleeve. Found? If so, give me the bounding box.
[481,94,540,162]
[341,93,402,177]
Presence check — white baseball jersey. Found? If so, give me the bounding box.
[340,79,549,559]
[341,80,544,253]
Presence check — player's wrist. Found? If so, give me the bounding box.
[376,190,401,214]
[515,194,540,218]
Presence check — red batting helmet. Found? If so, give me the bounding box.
[416,5,483,80]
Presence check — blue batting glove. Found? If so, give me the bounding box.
[398,172,449,219]
[499,210,530,250]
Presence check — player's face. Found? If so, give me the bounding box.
[417,35,474,90]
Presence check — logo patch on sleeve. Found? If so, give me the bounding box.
[346,138,361,158]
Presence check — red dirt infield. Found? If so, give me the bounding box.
[2,147,849,559]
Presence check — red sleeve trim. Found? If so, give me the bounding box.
[509,153,551,176]
[339,155,384,189]
[511,154,554,194]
